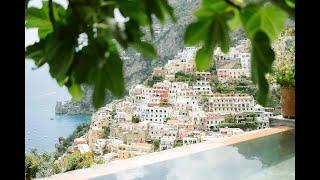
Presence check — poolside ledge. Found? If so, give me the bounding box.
[40,126,292,180]
[269,115,295,128]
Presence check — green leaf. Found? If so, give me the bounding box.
[26,7,53,39]
[227,10,241,31]
[68,81,84,101]
[131,41,157,59]
[184,21,212,45]
[26,1,66,39]
[25,41,46,67]
[195,46,213,71]
[117,1,149,25]
[159,0,176,22]
[251,31,275,106]
[241,4,288,41]
[212,13,232,53]
[44,28,78,83]
[285,0,295,8]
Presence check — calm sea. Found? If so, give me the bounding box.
[25,60,91,153]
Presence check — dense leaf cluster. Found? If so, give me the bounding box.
[146,75,164,87]
[175,71,203,82]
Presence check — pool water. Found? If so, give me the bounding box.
[92,130,295,180]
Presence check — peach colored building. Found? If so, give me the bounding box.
[217,68,249,82]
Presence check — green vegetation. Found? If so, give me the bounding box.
[152,139,160,151]
[26,148,94,178]
[272,59,295,87]
[175,140,183,148]
[267,88,281,115]
[54,122,90,159]
[25,0,294,108]
[64,152,93,172]
[198,95,209,111]
[25,149,56,179]
[219,122,258,131]
[220,113,259,131]
[175,71,203,82]
[164,117,171,123]
[146,76,164,87]
[212,78,257,97]
[224,114,236,124]
[132,116,141,123]
[103,126,110,138]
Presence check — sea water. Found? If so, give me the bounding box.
[25,61,91,153]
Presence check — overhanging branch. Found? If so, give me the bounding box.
[49,0,56,31]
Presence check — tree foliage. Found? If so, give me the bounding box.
[175,71,203,82]
[26,0,294,108]
[25,149,57,179]
[64,152,93,172]
[103,126,110,138]
[152,139,160,151]
[146,75,164,87]
[132,116,141,123]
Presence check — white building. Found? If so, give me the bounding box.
[182,137,198,146]
[93,139,108,155]
[219,128,244,136]
[140,106,172,124]
[101,152,118,163]
[189,110,207,131]
[77,144,91,154]
[160,136,176,151]
[148,123,178,140]
[239,52,251,71]
[208,93,254,114]
[192,81,212,95]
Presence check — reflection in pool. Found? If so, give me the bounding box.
[92,130,294,180]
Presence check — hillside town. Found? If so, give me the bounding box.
[60,40,275,164]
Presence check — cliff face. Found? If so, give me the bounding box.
[55,85,94,115]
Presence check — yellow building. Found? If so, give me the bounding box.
[118,151,130,159]
[185,123,194,132]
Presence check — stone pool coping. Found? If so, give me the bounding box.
[40,126,292,180]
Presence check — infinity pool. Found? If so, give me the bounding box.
[92,130,295,180]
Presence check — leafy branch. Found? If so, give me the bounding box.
[225,0,242,11]
[25,0,294,109]
[48,0,56,30]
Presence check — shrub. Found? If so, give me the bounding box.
[152,140,160,151]
[175,140,183,147]
[272,59,295,87]
[132,116,141,123]
[65,152,93,172]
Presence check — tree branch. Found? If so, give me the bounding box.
[48,0,56,31]
[225,0,242,11]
